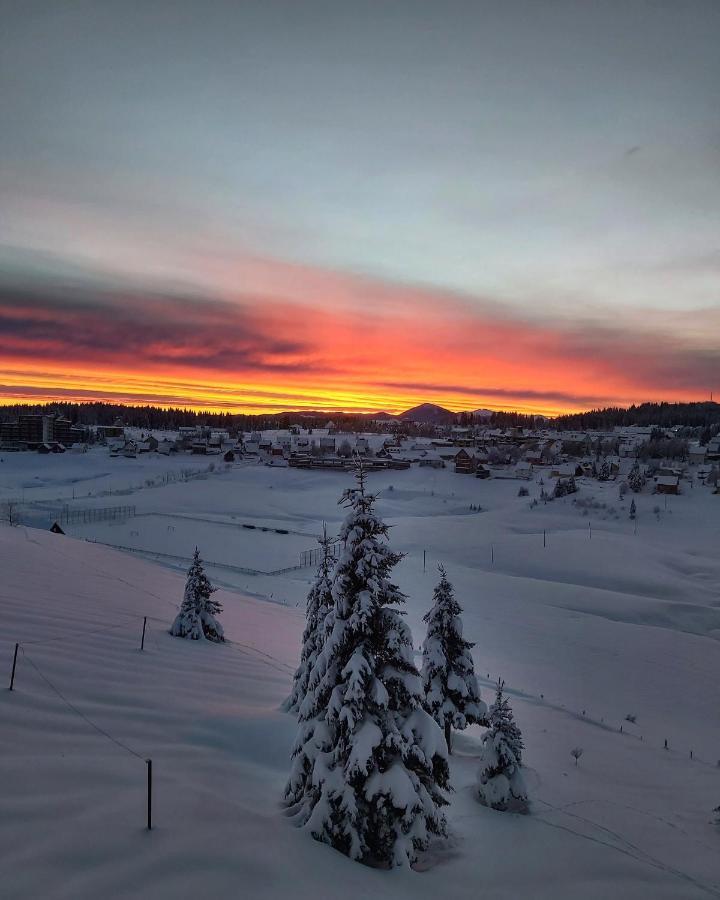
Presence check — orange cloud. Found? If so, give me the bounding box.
[0,263,717,416]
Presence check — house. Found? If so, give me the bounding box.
[157,438,177,455]
[191,441,208,455]
[688,444,706,465]
[706,437,720,461]
[514,461,533,480]
[319,436,336,454]
[419,450,444,469]
[475,464,491,479]
[136,436,159,453]
[454,449,476,474]
[655,475,680,495]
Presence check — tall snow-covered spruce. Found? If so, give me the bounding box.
[170,547,224,642]
[421,565,487,753]
[285,461,450,868]
[476,680,527,812]
[284,526,335,714]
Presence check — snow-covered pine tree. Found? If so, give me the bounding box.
[170,547,224,642]
[421,565,487,753]
[628,461,645,493]
[476,680,527,812]
[284,525,335,714]
[629,498,637,520]
[285,460,450,868]
[598,460,611,481]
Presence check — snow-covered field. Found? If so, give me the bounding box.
[1,448,719,898]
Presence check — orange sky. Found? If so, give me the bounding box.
[0,262,716,417]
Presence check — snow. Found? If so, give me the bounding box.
[1,449,719,896]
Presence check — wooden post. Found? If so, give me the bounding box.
[9,642,19,690]
[491,544,494,565]
[423,550,426,573]
[589,521,592,539]
[543,530,546,548]
[140,617,147,651]
[146,759,153,830]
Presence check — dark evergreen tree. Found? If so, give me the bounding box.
[421,565,487,753]
[629,498,637,520]
[285,462,450,867]
[284,526,335,713]
[170,548,223,642]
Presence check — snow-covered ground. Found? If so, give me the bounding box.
[1,449,719,898]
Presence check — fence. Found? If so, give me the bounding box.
[62,505,136,526]
[299,541,341,568]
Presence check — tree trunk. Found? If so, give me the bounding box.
[444,720,452,755]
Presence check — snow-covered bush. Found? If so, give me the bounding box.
[284,528,335,714]
[285,462,450,867]
[518,486,529,497]
[570,747,584,766]
[421,565,486,752]
[170,548,224,642]
[476,681,527,812]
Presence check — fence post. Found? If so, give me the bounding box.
[543,530,546,548]
[146,758,153,829]
[423,550,426,573]
[140,617,147,651]
[491,544,494,565]
[9,642,19,690]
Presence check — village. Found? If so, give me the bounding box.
[2,410,718,500]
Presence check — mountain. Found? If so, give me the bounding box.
[472,408,494,418]
[399,403,457,424]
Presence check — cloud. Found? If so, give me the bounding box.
[0,259,717,415]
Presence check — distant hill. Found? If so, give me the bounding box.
[472,408,494,418]
[399,403,457,424]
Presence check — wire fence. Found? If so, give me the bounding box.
[61,505,136,526]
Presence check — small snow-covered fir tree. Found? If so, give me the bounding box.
[629,498,637,520]
[421,565,487,753]
[285,461,450,868]
[628,461,645,493]
[598,460,611,481]
[476,680,527,812]
[284,526,335,714]
[170,547,224,642]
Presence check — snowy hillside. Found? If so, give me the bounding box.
[1,458,720,898]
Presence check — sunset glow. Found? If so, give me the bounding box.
[1,2,718,416]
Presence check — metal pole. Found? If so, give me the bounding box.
[9,642,19,690]
[543,530,546,548]
[491,544,494,565]
[140,617,147,651]
[423,550,426,573]
[146,759,153,830]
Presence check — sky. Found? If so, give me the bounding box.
[1,0,718,416]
